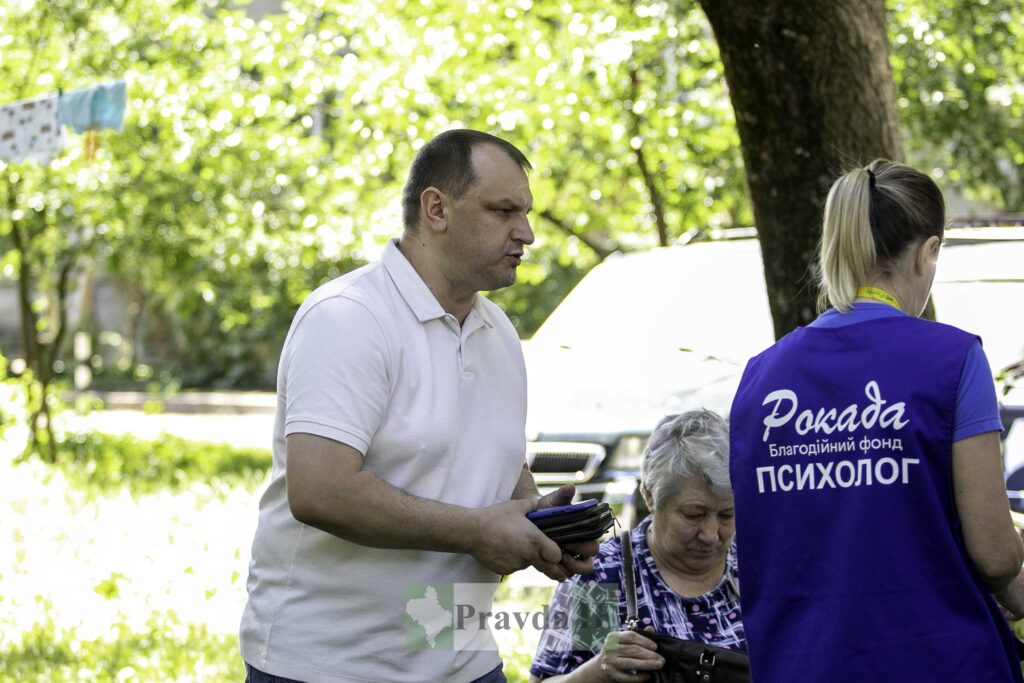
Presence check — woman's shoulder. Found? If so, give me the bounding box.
[588,529,628,578]
[750,312,977,369]
[913,315,981,343]
[838,310,979,345]
[586,517,653,580]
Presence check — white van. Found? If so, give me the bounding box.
[524,228,1024,522]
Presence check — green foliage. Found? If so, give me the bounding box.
[2,0,1022,397]
[890,0,1024,208]
[493,580,558,682]
[284,0,750,330]
[504,649,537,683]
[0,614,243,682]
[1,0,749,392]
[0,348,63,458]
[1,0,362,391]
[0,350,24,438]
[57,431,271,493]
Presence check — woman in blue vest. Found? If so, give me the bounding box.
[729,159,1024,682]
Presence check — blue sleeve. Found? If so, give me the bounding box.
[953,340,1003,442]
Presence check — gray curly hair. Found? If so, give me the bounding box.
[640,409,731,509]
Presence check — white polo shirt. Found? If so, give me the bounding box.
[240,239,528,683]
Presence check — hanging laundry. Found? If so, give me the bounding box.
[58,79,127,133]
[0,93,66,164]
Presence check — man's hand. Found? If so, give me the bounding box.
[534,484,600,578]
[534,483,578,511]
[471,498,568,579]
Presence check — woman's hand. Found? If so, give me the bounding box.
[994,527,1024,621]
[594,629,665,682]
[996,569,1024,621]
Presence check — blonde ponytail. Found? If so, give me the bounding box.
[816,159,945,313]
[818,168,875,312]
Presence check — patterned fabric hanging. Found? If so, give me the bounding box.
[0,94,65,164]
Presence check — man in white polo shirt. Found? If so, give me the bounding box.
[240,130,597,683]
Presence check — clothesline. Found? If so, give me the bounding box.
[0,79,127,164]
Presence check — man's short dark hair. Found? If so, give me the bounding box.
[401,129,532,232]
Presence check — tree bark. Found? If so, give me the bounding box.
[697,0,904,338]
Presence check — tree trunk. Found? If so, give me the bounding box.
[697,0,904,338]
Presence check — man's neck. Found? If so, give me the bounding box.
[395,236,475,324]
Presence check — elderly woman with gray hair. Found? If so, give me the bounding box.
[529,409,745,683]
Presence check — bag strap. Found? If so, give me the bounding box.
[619,530,639,630]
[727,571,741,600]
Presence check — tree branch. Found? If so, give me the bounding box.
[628,62,670,247]
[538,209,616,261]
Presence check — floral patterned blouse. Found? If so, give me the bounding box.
[529,516,745,679]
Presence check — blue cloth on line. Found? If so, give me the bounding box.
[58,80,126,133]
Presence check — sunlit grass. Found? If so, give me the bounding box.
[2,617,242,683]
[0,430,259,682]
[55,431,271,495]
[0,428,561,682]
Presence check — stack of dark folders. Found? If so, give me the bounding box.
[527,499,616,546]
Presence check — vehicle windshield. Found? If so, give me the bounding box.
[531,237,1023,371]
[529,239,776,366]
[524,234,1023,436]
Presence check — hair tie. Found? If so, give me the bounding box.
[866,169,876,189]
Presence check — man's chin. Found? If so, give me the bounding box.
[485,272,517,291]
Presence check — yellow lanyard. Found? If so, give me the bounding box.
[856,286,901,310]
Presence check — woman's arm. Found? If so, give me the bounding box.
[952,431,1024,592]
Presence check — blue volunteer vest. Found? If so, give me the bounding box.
[730,316,1022,682]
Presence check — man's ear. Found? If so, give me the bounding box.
[420,187,448,234]
[916,235,941,274]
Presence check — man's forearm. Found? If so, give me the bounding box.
[286,433,491,553]
[292,464,483,553]
[285,434,570,579]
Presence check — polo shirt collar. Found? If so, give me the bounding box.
[382,239,495,330]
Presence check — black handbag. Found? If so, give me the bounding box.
[619,531,751,683]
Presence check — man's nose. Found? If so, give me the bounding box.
[514,215,535,245]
